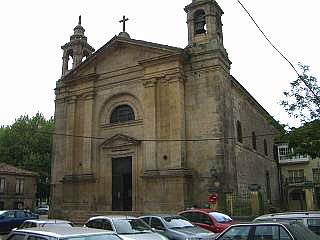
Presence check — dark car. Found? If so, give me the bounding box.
[7,226,121,240]
[215,221,320,240]
[178,209,234,233]
[253,211,320,235]
[0,210,39,233]
[139,214,216,240]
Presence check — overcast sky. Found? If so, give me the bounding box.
[0,0,319,127]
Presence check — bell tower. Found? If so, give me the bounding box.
[61,16,95,77]
[184,0,224,47]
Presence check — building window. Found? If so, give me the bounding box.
[110,105,135,123]
[288,169,304,183]
[16,178,24,194]
[194,9,206,35]
[264,139,268,155]
[252,132,256,150]
[0,178,5,193]
[278,145,290,160]
[313,168,320,183]
[236,121,243,143]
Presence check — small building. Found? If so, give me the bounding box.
[0,163,38,210]
[277,143,320,210]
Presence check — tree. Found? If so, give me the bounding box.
[0,113,54,202]
[281,63,320,122]
[280,63,320,158]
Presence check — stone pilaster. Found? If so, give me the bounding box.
[143,78,158,170]
[66,96,77,173]
[167,74,186,168]
[82,92,95,173]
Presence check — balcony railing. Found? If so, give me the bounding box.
[279,155,310,164]
[285,176,307,184]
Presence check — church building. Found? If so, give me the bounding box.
[51,0,280,219]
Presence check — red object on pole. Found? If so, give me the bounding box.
[208,193,218,204]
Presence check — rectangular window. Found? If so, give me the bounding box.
[16,178,24,194]
[313,169,320,183]
[0,178,5,193]
[288,169,304,183]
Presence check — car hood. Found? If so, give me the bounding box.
[119,232,167,240]
[169,227,216,239]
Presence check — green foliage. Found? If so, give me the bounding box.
[281,63,320,122]
[0,113,54,176]
[280,63,320,158]
[0,113,54,202]
[282,119,320,159]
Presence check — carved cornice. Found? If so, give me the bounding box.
[66,96,77,104]
[61,174,96,183]
[141,168,194,178]
[142,78,157,88]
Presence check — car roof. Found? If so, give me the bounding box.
[255,211,320,219]
[88,215,137,221]
[23,219,72,224]
[180,209,226,214]
[12,226,114,237]
[140,214,182,218]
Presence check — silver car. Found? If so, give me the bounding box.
[15,219,74,230]
[7,226,121,240]
[84,215,168,240]
[139,214,216,240]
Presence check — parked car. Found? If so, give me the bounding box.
[253,211,320,235]
[214,221,320,240]
[178,209,234,233]
[84,215,168,240]
[0,210,39,233]
[139,214,217,240]
[7,226,121,240]
[36,205,49,215]
[15,219,74,230]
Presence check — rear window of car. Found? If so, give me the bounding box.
[7,234,27,240]
[307,219,320,226]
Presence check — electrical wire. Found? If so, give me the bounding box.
[236,0,299,76]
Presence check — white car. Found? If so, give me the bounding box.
[7,226,121,240]
[84,215,168,240]
[16,219,74,229]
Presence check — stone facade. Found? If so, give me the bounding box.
[0,163,38,210]
[51,0,280,219]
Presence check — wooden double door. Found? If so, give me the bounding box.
[112,156,132,211]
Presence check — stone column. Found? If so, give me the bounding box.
[82,92,95,174]
[143,78,158,170]
[167,74,186,168]
[66,96,77,173]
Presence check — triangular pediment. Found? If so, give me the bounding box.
[62,36,183,81]
[101,134,140,149]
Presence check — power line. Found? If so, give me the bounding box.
[34,129,280,142]
[236,0,299,77]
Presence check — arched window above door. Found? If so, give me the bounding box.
[110,104,135,123]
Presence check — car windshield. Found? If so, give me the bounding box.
[113,219,152,234]
[287,222,320,239]
[65,234,121,240]
[163,216,194,229]
[209,212,232,223]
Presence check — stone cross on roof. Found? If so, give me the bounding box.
[119,15,129,32]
